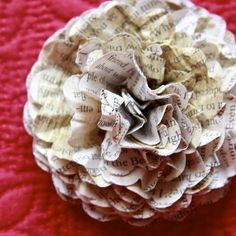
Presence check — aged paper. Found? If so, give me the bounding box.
[24,0,236,225]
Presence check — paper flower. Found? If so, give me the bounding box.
[24,0,236,226]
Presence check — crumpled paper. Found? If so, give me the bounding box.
[24,0,236,226]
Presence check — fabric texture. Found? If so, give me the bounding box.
[0,0,236,235]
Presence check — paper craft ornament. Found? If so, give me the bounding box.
[24,0,236,226]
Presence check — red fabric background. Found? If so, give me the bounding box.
[0,0,236,235]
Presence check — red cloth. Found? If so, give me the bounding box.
[0,0,236,235]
